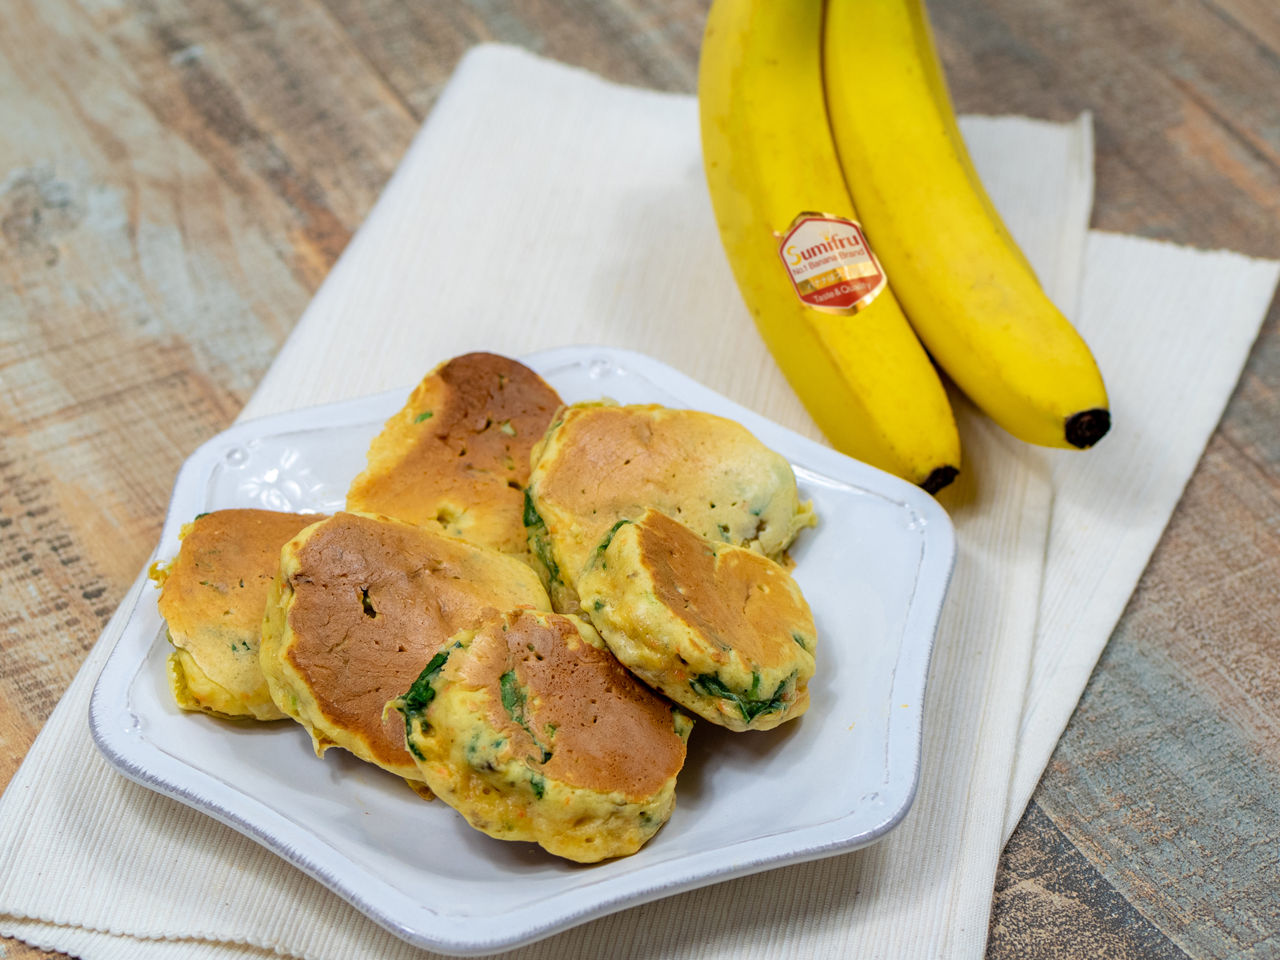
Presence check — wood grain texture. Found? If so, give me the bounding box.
[1028,418,1280,957]
[317,0,707,121]
[990,802,1190,959]
[2,0,1279,956]
[932,0,1280,258]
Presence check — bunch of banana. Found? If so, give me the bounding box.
[699,0,961,492]
[699,0,1110,489]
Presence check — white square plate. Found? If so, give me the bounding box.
[90,346,955,956]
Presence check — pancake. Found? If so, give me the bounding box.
[260,511,551,785]
[346,353,561,557]
[391,609,693,862]
[524,402,816,612]
[577,509,816,732]
[150,509,325,721]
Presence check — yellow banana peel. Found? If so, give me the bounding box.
[824,0,1110,450]
[699,0,962,490]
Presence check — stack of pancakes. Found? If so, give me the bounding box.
[151,352,819,863]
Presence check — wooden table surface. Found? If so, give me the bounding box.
[2,0,1278,957]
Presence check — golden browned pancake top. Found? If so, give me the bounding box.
[346,353,561,553]
[530,403,809,584]
[458,611,687,800]
[159,509,325,641]
[284,513,548,769]
[634,510,808,672]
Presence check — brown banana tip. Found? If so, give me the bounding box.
[920,466,959,495]
[1065,409,1111,449]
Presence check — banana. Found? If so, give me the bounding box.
[909,5,1037,277]
[699,0,961,491]
[824,0,1110,450]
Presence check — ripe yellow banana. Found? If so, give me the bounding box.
[824,0,1110,450]
[699,0,961,491]
[910,6,1037,277]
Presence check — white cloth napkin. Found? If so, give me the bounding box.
[1,45,1275,960]
[1003,232,1280,840]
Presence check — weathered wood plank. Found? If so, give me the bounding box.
[990,802,1190,959]
[1030,421,1280,958]
[317,0,710,118]
[932,0,1280,257]
[83,0,420,284]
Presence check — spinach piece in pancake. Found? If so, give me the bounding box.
[523,489,563,589]
[522,488,542,529]
[499,669,526,722]
[393,643,459,760]
[593,518,632,562]
[500,670,553,763]
[529,526,560,586]
[689,671,794,724]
